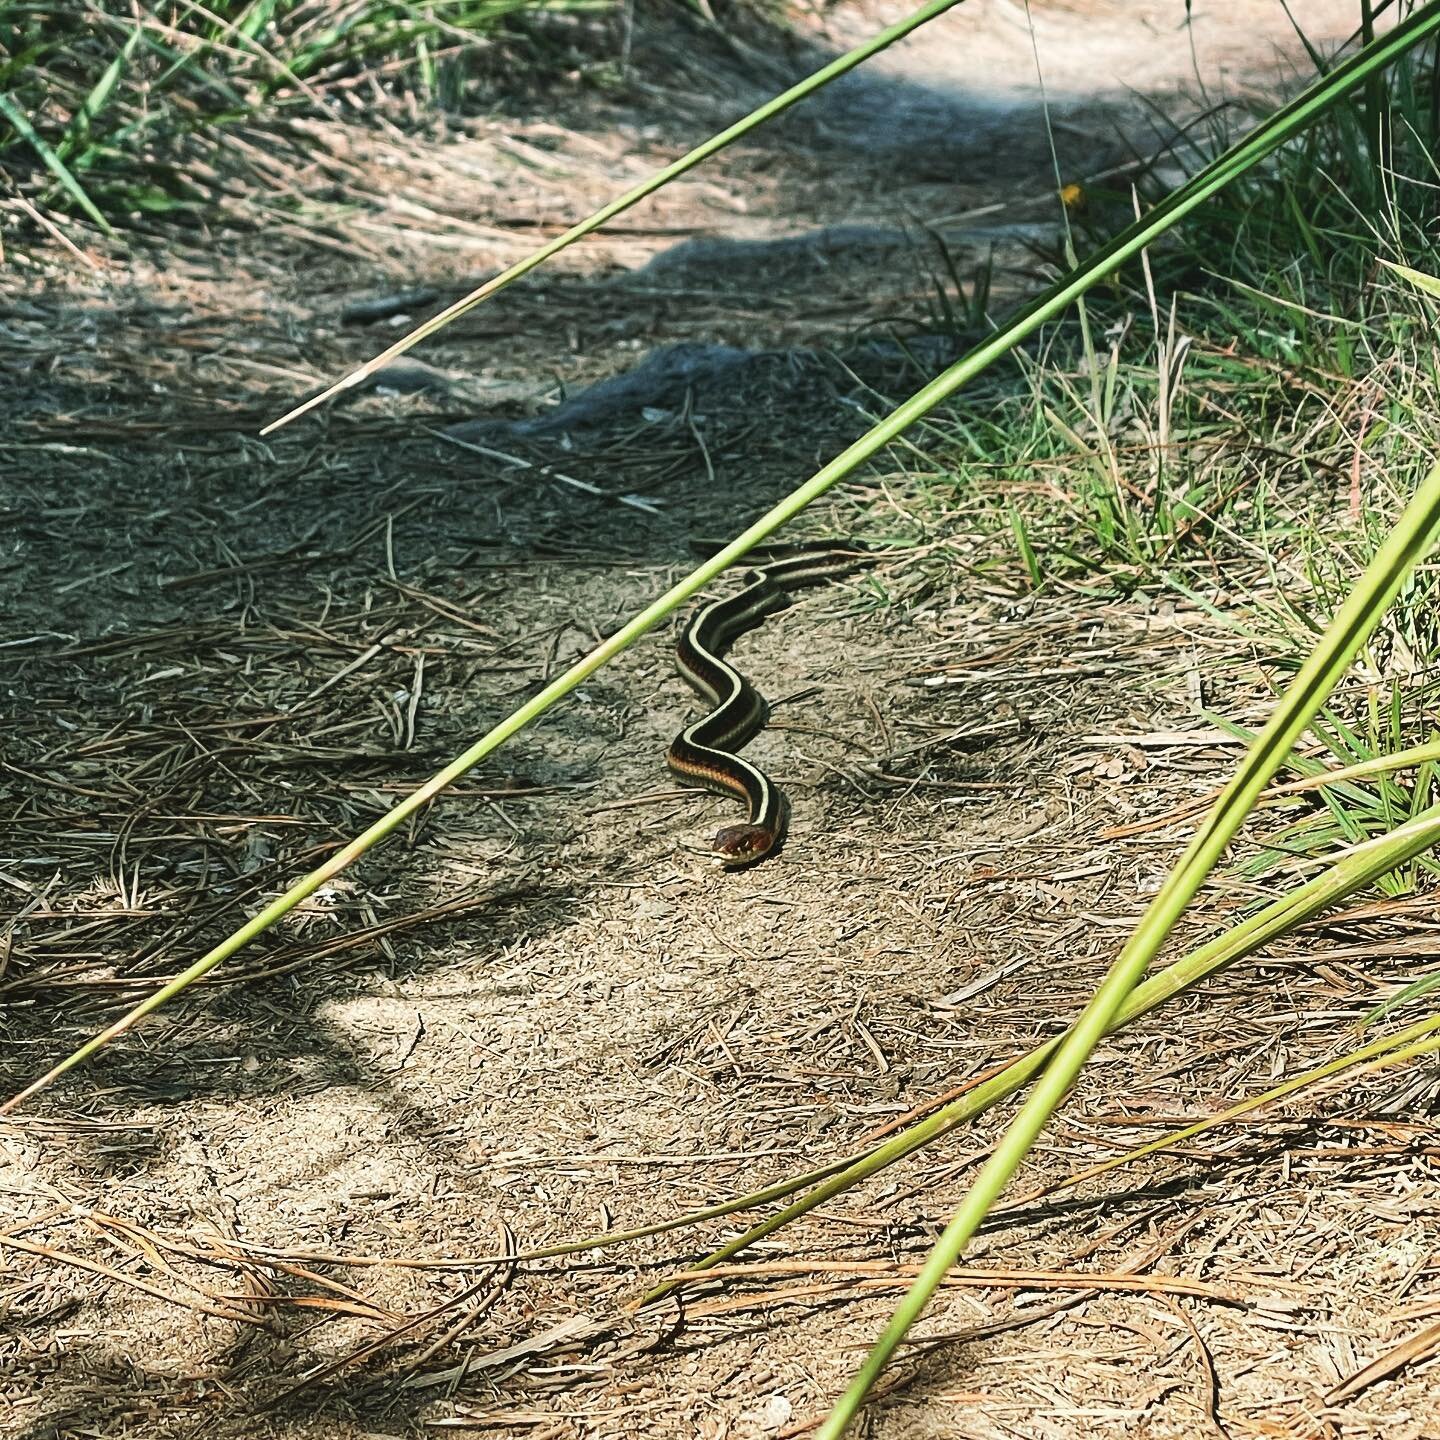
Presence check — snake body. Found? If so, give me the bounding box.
[668,547,864,868]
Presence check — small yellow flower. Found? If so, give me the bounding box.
[1060,183,1086,211]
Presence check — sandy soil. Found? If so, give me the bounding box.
[6,3,1440,1437]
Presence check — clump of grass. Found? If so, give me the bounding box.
[897,20,1440,593]
[901,32,1440,611]
[876,20,1440,939]
[0,0,614,232]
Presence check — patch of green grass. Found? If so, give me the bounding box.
[865,27,1440,927]
[0,0,614,230]
[894,22,1440,588]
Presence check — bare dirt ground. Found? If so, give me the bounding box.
[7,3,1440,1437]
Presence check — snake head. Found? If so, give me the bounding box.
[711,823,776,868]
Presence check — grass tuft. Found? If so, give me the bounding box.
[0,0,613,231]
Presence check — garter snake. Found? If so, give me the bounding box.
[668,545,868,868]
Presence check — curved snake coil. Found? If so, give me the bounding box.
[668,546,867,868]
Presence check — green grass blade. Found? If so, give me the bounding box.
[234,0,281,42]
[814,452,1440,1438]
[368,805,1440,1275]
[1268,737,1440,795]
[1023,1015,1440,1207]
[155,0,325,106]
[645,798,1440,1300]
[0,92,114,234]
[1382,257,1440,300]
[58,27,142,162]
[1361,926,1440,1024]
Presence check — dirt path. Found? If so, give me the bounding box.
[8,5,1436,1438]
